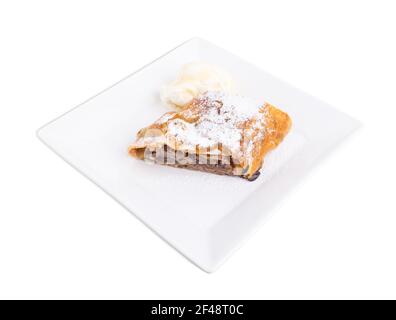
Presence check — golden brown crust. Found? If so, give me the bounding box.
[246,104,292,177]
[128,95,291,180]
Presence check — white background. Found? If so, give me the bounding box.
[1,0,395,299]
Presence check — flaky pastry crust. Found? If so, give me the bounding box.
[129,92,291,181]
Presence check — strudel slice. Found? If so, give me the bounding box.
[129,91,291,181]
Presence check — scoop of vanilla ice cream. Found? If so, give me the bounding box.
[160,62,235,109]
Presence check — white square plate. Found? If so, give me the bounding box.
[37,38,360,272]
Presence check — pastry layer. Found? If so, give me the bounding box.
[129,92,291,180]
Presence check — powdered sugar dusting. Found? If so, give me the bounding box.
[165,91,268,161]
